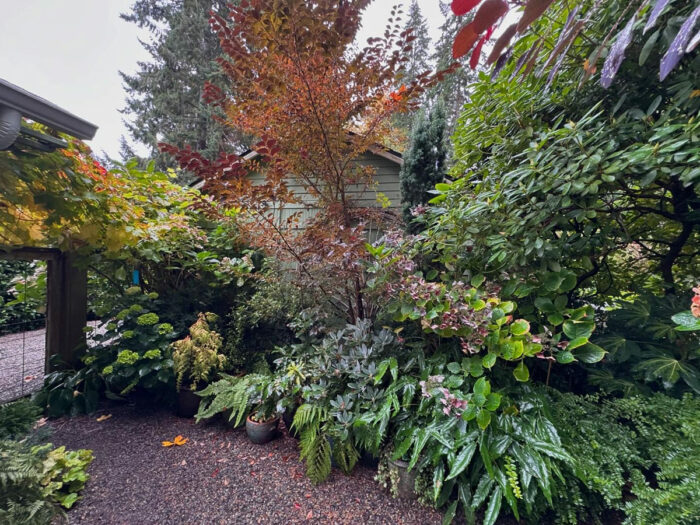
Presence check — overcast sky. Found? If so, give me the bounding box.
[0,1,446,160]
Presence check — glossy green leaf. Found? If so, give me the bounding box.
[446,441,477,480]
[513,361,530,382]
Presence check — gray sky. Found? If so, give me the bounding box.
[0,1,446,159]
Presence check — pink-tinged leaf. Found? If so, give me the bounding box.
[453,23,480,59]
[601,15,637,88]
[660,5,700,81]
[471,27,493,69]
[516,0,555,34]
[452,0,482,16]
[487,23,517,65]
[472,0,509,34]
[643,0,671,34]
[687,29,700,52]
[538,6,582,75]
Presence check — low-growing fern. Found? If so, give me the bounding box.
[195,373,269,426]
[299,429,331,485]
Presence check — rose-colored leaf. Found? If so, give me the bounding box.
[452,23,480,59]
[601,15,637,88]
[473,0,509,34]
[452,0,482,16]
[487,23,517,65]
[660,5,700,81]
[643,0,671,34]
[471,27,494,69]
[516,0,555,34]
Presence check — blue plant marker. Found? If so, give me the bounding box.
[132,270,140,285]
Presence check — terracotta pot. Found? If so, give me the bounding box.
[176,389,200,418]
[245,415,280,444]
[389,458,417,499]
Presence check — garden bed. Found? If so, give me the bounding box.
[49,402,443,524]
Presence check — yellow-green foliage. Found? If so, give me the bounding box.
[172,313,226,391]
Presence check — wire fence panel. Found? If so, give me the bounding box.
[0,317,47,403]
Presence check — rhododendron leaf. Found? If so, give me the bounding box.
[601,15,637,88]
[643,0,671,34]
[452,0,482,16]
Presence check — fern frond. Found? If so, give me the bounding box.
[301,431,331,485]
[333,439,359,475]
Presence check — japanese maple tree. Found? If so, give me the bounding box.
[162,0,446,321]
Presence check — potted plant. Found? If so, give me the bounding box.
[172,313,226,418]
[244,381,280,444]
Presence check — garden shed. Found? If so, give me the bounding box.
[0,78,97,400]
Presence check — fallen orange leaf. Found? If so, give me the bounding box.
[173,435,188,446]
[96,414,112,422]
[162,441,175,447]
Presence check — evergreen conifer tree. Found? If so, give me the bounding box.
[429,1,478,134]
[120,0,242,178]
[399,99,447,232]
[392,0,432,136]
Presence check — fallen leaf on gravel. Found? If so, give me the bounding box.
[306,511,313,519]
[293,503,301,510]
[223,479,230,486]
[305,493,311,499]
[162,440,175,447]
[96,414,112,422]
[173,435,188,445]
[211,468,219,478]
[181,460,187,466]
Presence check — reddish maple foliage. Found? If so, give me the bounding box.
[161,0,449,321]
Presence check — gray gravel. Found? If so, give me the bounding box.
[49,403,444,525]
[0,327,46,402]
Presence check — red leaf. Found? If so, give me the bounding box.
[452,23,480,59]
[472,0,509,34]
[471,27,494,69]
[293,503,302,510]
[451,0,482,16]
[516,0,555,34]
[487,23,517,65]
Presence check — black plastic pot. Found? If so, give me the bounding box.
[176,389,200,418]
[389,458,417,499]
[360,451,379,469]
[245,415,280,444]
[282,407,300,439]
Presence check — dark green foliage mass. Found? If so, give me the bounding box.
[120,0,243,179]
[0,399,42,440]
[399,100,447,231]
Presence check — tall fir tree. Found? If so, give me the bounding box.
[120,0,242,178]
[392,0,432,139]
[399,99,447,232]
[429,1,478,136]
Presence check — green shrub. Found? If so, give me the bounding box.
[172,312,226,391]
[0,398,42,440]
[37,444,93,510]
[223,277,300,371]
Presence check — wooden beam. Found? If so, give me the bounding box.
[45,252,87,371]
[0,246,60,261]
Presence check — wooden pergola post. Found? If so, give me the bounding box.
[45,251,87,371]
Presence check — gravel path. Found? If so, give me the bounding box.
[49,403,444,525]
[0,322,103,403]
[0,327,46,402]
